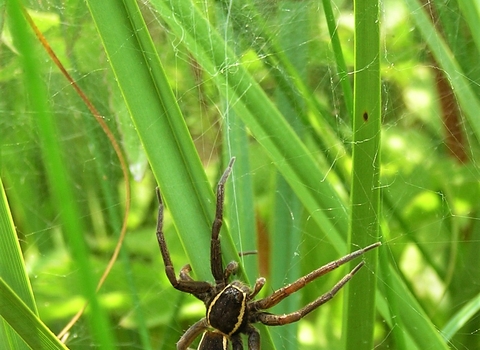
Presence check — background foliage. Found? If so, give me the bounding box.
[1,0,480,349]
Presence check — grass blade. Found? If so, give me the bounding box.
[405,0,480,142]
[7,1,115,347]
[343,1,381,348]
[85,0,241,282]
[150,0,349,253]
[442,292,480,341]
[0,176,35,350]
[0,277,68,350]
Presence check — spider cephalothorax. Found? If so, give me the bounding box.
[155,157,380,349]
[207,281,249,335]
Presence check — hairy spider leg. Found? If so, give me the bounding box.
[155,188,212,297]
[251,241,381,311]
[228,324,260,350]
[177,318,209,349]
[210,157,236,285]
[255,261,365,326]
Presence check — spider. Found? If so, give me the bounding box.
[155,157,381,350]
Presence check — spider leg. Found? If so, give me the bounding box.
[230,334,243,350]
[246,325,260,350]
[251,242,380,310]
[210,157,236,284]
[255,262,365,326]
[176,318,209,350]
[224,261,239,281]
[249,278,266,300]
[156,188,212,295]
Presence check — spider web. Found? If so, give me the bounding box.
[2,0,480,349]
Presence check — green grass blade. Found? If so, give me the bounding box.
[0,178,36,312]
[0,277,68,350]
[442,292,480,341]
[377,246,408,349]
[322,0,354,121]
[405,0,480,142]
[0,177,35,350]
[223,119,258,281]
[269,175,302,349]
[267,2,308,347]
[7,1,115,348]
[343,0,381,348]
[85,0,239,282]
[217,0,354,185]
[457,1,480,53]
[388,267,450,349]
[216,0,259,284]
[150,0,349,254]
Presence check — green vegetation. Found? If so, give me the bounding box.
[1,0,480,349]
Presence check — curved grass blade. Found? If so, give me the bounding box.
[441,292,480,341]
[84,0,240,282]
[7,0,115,347]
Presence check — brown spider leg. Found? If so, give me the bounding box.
[249,277,266,300]
[155,188,212,295]
[251,242,380,311]
[255,261,365,326]
[176,318,209,350]
[224,261,239,281]
[230,334,243,350]
[245,325,261,350]
[210,157,236,285]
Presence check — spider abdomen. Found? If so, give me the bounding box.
[207,283,248,336]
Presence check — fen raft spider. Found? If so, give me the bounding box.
[155,157,381,349]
